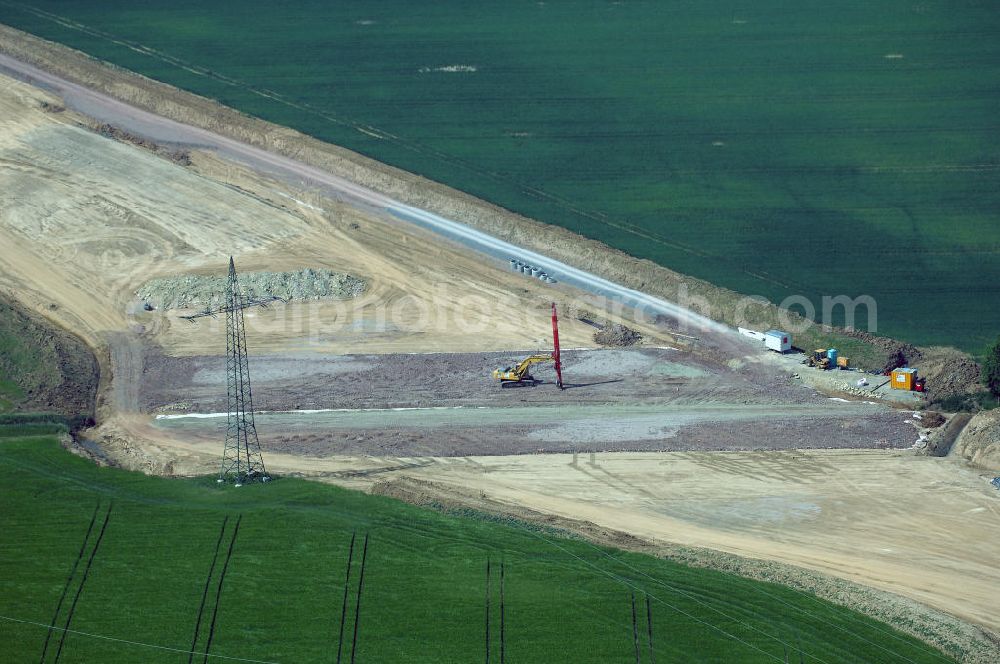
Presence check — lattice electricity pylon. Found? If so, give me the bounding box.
[181,257,284,485]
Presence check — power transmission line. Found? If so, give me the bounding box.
[0,614,280,664]
[182,257,280,484]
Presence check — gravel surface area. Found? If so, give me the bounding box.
[245,410,914,458]
[148,345,917,456]
[142,346,810,413]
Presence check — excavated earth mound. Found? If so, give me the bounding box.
[593,323,643,347]
[136,268,366,310]
[953,409,1000,472]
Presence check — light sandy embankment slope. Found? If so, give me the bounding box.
[0,69,607,361]
[954,410,1000,472]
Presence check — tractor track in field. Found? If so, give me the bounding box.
[52,503,112,663]
[188,516,229,664]
[349,533,369,664]
[335,532,356,664]
[39,503,100,664]
[201,514,241,664]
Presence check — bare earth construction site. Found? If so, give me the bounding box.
[1,32,999,659]
[148,347,914,459]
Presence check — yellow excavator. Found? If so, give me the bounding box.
[492,303,564,389]
[492,354,555,387]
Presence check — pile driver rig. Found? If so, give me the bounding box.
[492,303,564,389]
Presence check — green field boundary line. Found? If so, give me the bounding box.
[38,502,99,664]
[188,516,230,664]
[201,514,241,664]
[52,502,111,663]
[581,539,953,663]
[335,532,356,664]
[0,615,281,663]
[597,541,843,662]
[349,533,369,664]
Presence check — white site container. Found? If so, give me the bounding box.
[738,327,766,342]
[764,329,792,353]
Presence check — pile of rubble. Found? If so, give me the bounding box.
[920,411,946,428]
[838,383,883,399]
[594,323,643,347]
[96,123,191,165]
[919,348,982,400]
[137,268,366,310]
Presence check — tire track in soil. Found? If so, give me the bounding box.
[108,332,143,413]
[569,461,659,501]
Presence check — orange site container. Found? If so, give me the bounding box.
[891,368,917,391]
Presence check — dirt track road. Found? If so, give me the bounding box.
[0,52,736,345]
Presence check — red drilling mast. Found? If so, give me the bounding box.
[491,303,565,388]
[551,302,563,389]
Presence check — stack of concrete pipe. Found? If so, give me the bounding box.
[508,258,557,284]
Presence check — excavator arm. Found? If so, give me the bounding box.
[513,354,553,378]
[492,354,552,383]
[491,302,565,388]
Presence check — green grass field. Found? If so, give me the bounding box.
[2,1,998,352]
[0,434,956,663]
[0,317,47,412]
[0,297,97,418]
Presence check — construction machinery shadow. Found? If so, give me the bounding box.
[560,379,625,391]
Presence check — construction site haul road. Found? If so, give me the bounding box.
[0,38,999,657]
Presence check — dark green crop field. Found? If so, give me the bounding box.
[0,435,956,662]
[2,1,998,351]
